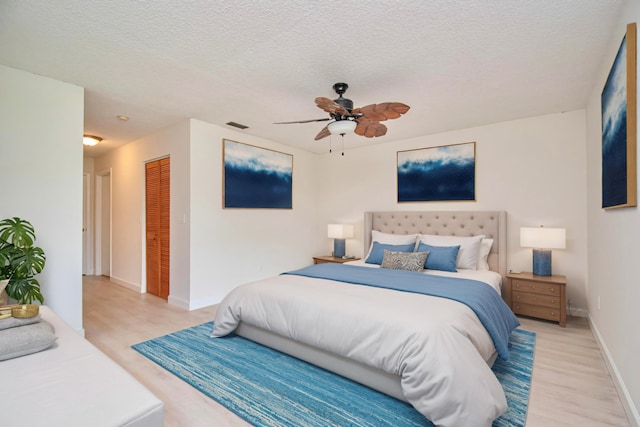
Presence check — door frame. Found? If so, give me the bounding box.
[95,168,112,277]
[82,173,93,275]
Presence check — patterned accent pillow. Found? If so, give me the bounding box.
[380,250,429,272]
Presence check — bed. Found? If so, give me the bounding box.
[212,211,518,427]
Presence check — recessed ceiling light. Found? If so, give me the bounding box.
[83,135,102,146]
[117,115,130,121]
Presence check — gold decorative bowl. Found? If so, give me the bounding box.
[11,304,39,318]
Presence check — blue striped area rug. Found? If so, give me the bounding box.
[133,324,535,427]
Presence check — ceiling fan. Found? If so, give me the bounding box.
[274,83,410,141]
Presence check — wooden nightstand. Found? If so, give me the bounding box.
[505,272,566,327]
[313,256,360,265]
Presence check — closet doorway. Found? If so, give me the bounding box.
[145,157,170,299]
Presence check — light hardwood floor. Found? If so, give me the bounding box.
[82,275,631,427]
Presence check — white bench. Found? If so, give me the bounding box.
[0,306,163,426]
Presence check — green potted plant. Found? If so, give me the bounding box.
[0,217,46,304]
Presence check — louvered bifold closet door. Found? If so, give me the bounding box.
[145,158,170,299]
[159,158,170,299]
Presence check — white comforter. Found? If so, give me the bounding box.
[212,273,508,426]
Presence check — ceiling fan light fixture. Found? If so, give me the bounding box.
[327,120,357,136]
[83,135,102,146]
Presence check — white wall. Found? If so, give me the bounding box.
[94,118,323,310]
[93,120,191,301]
[585,1,640,423]
[316,111,589,312]
[188,119,323,309]
[0,65,84,331]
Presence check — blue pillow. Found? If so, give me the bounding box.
[416,242,460,272]
[365,242,416,265]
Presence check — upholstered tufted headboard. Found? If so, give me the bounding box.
[364,211,507,279]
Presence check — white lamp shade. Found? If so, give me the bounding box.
[327,224,354,239]
[327,120,357,135]
[520,227,566,249]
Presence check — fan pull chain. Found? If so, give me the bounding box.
[341,135,345,156]
[329,136,332,153]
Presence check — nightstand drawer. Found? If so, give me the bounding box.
[513,302,561,321]
[511,279,560,296]
[512,291,560,308]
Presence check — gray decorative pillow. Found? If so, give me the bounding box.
[380,250,429,272]
[0,320,57,361]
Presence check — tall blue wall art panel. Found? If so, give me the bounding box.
[601,23,637,210]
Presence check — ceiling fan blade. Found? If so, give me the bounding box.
[274,118,331,124]
[314,125,331,141]
[388,102,410,116]
[354,104,388,122]
[315,97,349,116]
[374,103,400,119]
[355,119,387,138]
[374,102,411,119]
[355,102,411,121]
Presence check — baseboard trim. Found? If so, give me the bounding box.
[187,295,224,311]
[588,315,640,427]
[167,295,190,310]
[167,294,223,311]
[106,278,222,312]
[109,276,142,293]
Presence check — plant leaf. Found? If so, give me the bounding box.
[11,246,46,276]
[6,277,43,304]
[0,217,36,247]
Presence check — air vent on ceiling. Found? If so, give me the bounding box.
[226,121,248,129]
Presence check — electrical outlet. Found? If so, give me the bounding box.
[597,295,601,310]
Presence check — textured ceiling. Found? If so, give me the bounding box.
[0,0,627,157]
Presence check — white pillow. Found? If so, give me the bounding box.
[366,230,419,258]
[418,234,484,270]
[477,238,494,271]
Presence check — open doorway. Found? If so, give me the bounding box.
[95,169,112,277]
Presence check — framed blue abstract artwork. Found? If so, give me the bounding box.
[602,23,637,209]
[223,139,293,209]
[397,141,476,202]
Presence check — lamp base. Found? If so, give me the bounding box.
[333,239,346,258]
[532,249,552,276]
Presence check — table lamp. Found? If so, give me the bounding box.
[327,224,354,258]
[520,226,566,276]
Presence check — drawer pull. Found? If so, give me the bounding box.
[550,287,554,292]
